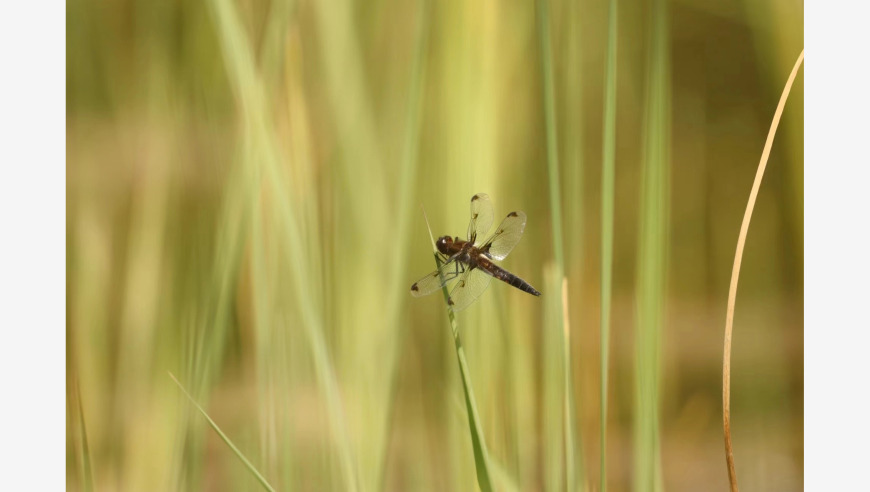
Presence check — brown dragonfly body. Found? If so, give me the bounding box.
[411,194,541,312]
[434,234,541,299]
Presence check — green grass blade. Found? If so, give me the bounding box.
[536,0,564,270]
[536,0,576,489]
[169,372,276,492]
[488,455,522,492]
[206,0,359,488]
[435,254,492,492]
[542,264,564,492]
[634,0,670,490]
[424,215,493,492]
[377,2,430,488]
[600,1,619,490]
[445,382,520,492]
[259,0,296,87]
[439,253,493,492]
[73,381,94,492]
[561,281,577,490]
[564,0,586,279]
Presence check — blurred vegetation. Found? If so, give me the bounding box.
[66,0,803,490]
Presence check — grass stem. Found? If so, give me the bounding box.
[722,48,804,492]
[73,379,94,492]
[634,1,669,489]
[536,0,577,489]
[600,1,619,490]
[169,372,276,492]
[424,211,494,492]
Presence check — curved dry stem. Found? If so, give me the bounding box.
[723,49,804,492]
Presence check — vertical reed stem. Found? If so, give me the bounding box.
[600,1,619,489]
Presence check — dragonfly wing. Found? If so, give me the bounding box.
[410,257,465,297]
[447,267,493,312]
[467,193,494,246]
[482,211,527,260]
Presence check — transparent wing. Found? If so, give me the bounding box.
[467,193,494,246]
[447,267,493,312]
[410,257,466,297]
[482,211,527,260]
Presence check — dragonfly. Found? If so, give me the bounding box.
[410,193,541,312]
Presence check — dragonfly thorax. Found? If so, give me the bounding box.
[436,236,453,255]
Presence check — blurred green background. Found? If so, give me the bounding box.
[66,0,803,490]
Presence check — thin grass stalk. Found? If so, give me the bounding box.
[536,0,576,489]
[179,109,253,492]
[73,380,94,492]
[206,0,358,489]
[536,0,564,271]
[259,0,295,88]
[562,14,586,485]
[634,0,670,489]
[423,212,494,492]
[311,0,409,485]
[722,49,804,492]
[376,1,430,488]
[263,152,358,492]
[560,278,577,490]
[564,1,586,486]
[252,195,279,479]
[262,75,358,492]
[488,456,522,492]
[310,0,386,228]
[543,264,565,492]
[564,0,585,279]
[451,319,494,492]
[190,0,260,408]
[599,1,618,490]
[169,373,276,492]
[278,21,330,490]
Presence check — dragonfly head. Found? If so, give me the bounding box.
[436,236,453,255]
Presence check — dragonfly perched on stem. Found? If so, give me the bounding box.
[410,193,541,312]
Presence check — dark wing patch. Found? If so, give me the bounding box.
[467,193,494,246]
[410,258,466,297]
[446,268,493,312]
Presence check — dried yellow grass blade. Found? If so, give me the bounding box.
[722,49,804,492]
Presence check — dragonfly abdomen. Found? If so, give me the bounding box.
[488,263,541,296]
